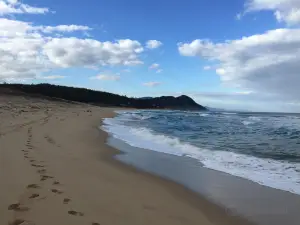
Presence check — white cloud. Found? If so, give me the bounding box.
[178,28,300,103]
[236,13,242,20]
[38,75,66,80]
[203,66,211,70]
[216,68,226,75]
[43,38,144,68]
[245,0,300,25]
[90,74,120,81]
[0,18,144,82]
[149,63,163,73]
[38,25,91,33]
[143,81,161,87]
[0,20,49,82]
[149,63,160,69]
[0,18,36,37]
[0,18,91,37]
[7,0,18,3]
[0,0,49,15]
[146,40,162,49]
[122,69,131,73]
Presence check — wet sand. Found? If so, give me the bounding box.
[1,92,252,225]
[109,137,300,225]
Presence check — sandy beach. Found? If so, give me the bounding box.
[0,92,252,225]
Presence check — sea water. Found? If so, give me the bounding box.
[102,110,300,195]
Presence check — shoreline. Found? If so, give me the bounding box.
[98,119,255,225]
[102,110,300,225]
[0,93,256,225]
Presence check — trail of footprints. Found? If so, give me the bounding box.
[8,127,100,225]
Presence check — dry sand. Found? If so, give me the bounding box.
[0,92,252,225]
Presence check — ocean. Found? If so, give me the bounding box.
[103,110,300,196]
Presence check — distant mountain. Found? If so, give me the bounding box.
[0,83,207,111]
[138,97,153,100]
[136,95,206,110]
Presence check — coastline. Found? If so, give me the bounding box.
[100,119,255,225]
[0,94,252,225]
[107,136,300,225]
[102,110,300,225]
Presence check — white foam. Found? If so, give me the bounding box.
[221,112,237,115]
[199,113,209,117]
[242,116,261,126]
[248,116,261,121]
[270,116,300,130]
[103,117,300,195]
[242,121,254,126]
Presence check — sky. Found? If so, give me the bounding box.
[1,0,300,112]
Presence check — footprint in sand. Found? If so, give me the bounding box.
[27,184,40,189]
[9,219,26,225]
[68,210,84,216]
[51,189,63,194]
[63,198,71,204]
[53,181,60,185]
[40,175,53,181]
[8,203,29,212]
[31,164,44,168]
[8,203,20,210]
[29,193,40,199]
[92,223,100,225]
[37,169,46,174]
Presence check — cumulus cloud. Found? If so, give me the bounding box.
[245,0,300,25]
[146,40,162,49]
[0,18,91,37]
[203,66,211,70]
[38,75,66,80]
[149,63,160,69]
[178,28,300,103]
[90,74,120,81]
[38,25,91,33]
[0,17,144,82]
[0,0,49,15]
[143,81,161,87]
[122,69,131,73]
[149,63,163,73]
[0,22,49,82]
[43,38,144,68]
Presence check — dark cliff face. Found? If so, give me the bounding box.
[0,83,207,110]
